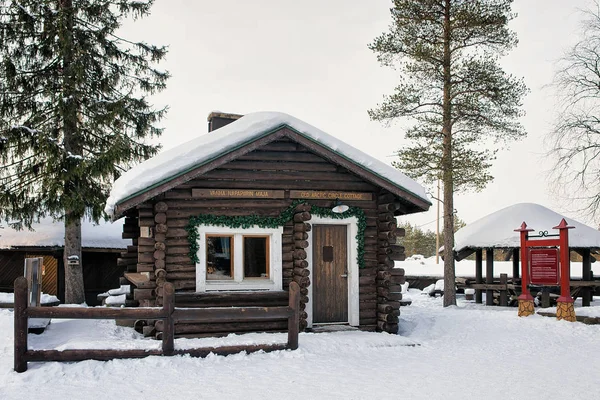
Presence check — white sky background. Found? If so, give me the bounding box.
[119,0,595,231]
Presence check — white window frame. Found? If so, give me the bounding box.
[195,225,283,292]
[306,216,359,328]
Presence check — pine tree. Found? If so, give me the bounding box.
[0,0,168,303]
[369,0,527,306]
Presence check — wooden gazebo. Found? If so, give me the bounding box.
[452,203,600,307]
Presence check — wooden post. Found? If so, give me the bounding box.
[14,277,29,373]
[515,222,534,317]
[555,219,575,321]
[512,248,520,282]
[287,281,300,350]
[582,249,592,307]
[161,282,175,356]
[499,273,508,307]
[486,248,494,306]
[475,249,483,304]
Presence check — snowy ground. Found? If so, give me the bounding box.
[1,293,599,400]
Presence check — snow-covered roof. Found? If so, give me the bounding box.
[105,112,431,216]
[454,203,600,252]
[0,218,127,250]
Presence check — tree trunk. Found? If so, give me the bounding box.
[60,0,85,304]
[64,216,85,303]
[442,0,456,307]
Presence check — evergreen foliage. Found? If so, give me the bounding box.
[0,0,168,302]
[369,0,526,306]
[0,0,168,227]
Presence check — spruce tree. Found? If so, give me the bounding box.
[0,0,168,303]
[370,0,527,306]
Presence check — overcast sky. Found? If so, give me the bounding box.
[121,0,595,231]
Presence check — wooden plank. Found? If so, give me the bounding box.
[223,160,338,172]
[192,188,285,199]
[26,349,162,362]
[124,272,157,289]
[172,306,293,323]
[27,306,165,320]
[290,190,372,201]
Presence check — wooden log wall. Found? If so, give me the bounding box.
[292,203,311,331]
[118,213,139,273]
[374,191,406,334]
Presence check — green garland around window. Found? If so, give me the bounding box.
[186,199,367,268]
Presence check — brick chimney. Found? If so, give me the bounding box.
[207,112,243,132]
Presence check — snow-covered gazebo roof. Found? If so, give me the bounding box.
[105,111,431,218]
[0,218,127,250]
[453,203,600,259]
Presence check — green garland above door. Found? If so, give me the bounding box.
[186,200,367,268]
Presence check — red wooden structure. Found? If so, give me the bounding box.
[515,219,576,321]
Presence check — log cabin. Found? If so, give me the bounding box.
[105,112,431,337]
[0,218,127,305]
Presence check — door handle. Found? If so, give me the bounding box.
[340,273,348,278]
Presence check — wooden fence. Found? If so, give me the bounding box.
[14,277,300,372]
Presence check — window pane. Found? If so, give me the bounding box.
[206,236,233,280]
[244,237,268,278]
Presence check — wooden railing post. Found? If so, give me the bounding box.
[14,277,29,373]
[162,282,175,356]
[287,282,300,350]
[499,273,508,307]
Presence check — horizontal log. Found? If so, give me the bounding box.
[377,271,391,281]
[395,227,406,238]
[377,321,398,333]
[359,310,377,319]
[201,169,365,182]
[138,253,154,264]
[378,231,396,241]
[389,275,406,285]
[155,223,168,233]
[154,213,167,224]
[378,221,396,231]
[138,218,155,227]
[155,259,166,269]
[117,258,137,267]
[154,242,166,251]
[166,272,196,280]
[172,306,293,323]
[294,203,312,212]
[137,237,156,246]
[377,313,399,323]
[378,247,392,255]
[359,319,377,326]
[359,267,378,276]
[378,192,396,204]
[133,288,155,300]
[389,252,406,261]
[155,319,289,334]
[166,246,190,255]
[294,259,308,268]
[294,211,311,222]
[154,202,168,212]
[28,306,164,320]
[377,202,400,213]
[153,250,166,260]
[293,231,309,241]
[378,304,393,313]
[294,223,311,232]
[166,255,192,264]
[293,275,310,287]
[376,279,391,288]
[166,264,195,272]
[293,249,307,260]
[155,233,166,242]
[377,291,403,301]
[175,291,288,307]
[293,267,310,277]
[136,263,154,273]
[26,349,162,363]
[295,240,309,249]
[389,268,404,276]
[359,276,376,285]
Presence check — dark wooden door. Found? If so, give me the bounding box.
[313,224,348,323]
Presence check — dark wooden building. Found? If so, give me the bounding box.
[106,112,431,337]
[0,219,127,305]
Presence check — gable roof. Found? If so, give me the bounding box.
[0,218,127,250]
[105,112,431,218]
[453,203,600,258]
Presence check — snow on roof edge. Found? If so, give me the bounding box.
[106,112,431,217]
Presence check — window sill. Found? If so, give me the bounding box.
[204,280,276,292]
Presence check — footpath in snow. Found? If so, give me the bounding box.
[0,291,599,400]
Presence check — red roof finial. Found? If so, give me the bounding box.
[514,221,534,232]
[553,218,575,230]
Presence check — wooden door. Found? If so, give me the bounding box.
[312,224,348,323]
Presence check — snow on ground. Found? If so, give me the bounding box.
[1,294,599,400]
[0,292,59,304]
[399,256,600,278]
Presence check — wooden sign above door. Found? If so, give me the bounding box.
[289,190,372,201]
[192,189,285,199]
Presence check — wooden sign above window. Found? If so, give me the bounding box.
[289,190,372,201]
[193,189,285,199]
